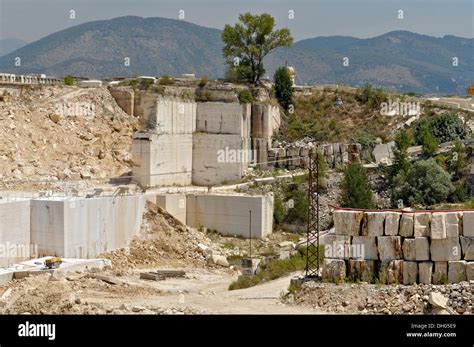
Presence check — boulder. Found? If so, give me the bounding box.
[323,235,351,259]
[460,237,474,260]
[322,259,346,283]
[348,260,376,282]
[377,236,402,261]
[430,238,461,261]
[433,262,448,284]
[463,212,474,237]
[362,212,385,236]
[448,261,467,283]
[429,292,448,309]
[418,262,433,284]
[430,213,447,239]
[399,213,414,237]
[445,212,461,238]
[414,237,430,261]
[402,238,416,261]
[384,212,401,236]
[402,261,418,284]
[211,255,229,267]
[333,210,363,236]
[467,262,474,281]
[351,236,378,260]
[414,212,431,237]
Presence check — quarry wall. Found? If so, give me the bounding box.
[324,209,474,284]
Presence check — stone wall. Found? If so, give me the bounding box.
[268,142,361,170]
[324,209,474,284]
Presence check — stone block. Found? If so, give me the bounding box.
[399,213,414,237]
[446,212,461,238]
[430,213,447,239]
[448,261,467,283]
[467,262,474,281]
[418,262,433,284]
[415,237,430,261]
[351,236,378,260]
[463,212,474,237]
[333,210,363,236]
[322,259,346,283]
[433,262,448,284]
[402,238,416,261]
[384,212,401,236]
[377,236,402,261]
[430,237,461,261]
[403,261,418,284]
[414,212,431,237]
[348,260,376,282]
[323,234,351,259]
[378,260,403,284]
[362,212,385,236]
[460,237,474,260]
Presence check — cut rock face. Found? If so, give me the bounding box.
[414,213,431,237]
[333,210,363,236]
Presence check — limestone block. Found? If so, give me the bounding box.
[433,262,448,284]
[446,212,461,238]
[348,260,376,282]
[323,234,351,259]
[430,237,461,261]
[333,143,340,154]
[403,261,418,284]
[362,212,385,236]
[399,213,414,237]
[378,260,403,284]
[463,212,474,237]
[333,210,363,236]
[377,236,402,261]
[402,238,416,261]
[384,212,401,236]
[415,237,430,261]
[460,237,474,261]
[351,236,378,260]
[467,262,474,281]
[414,212,431,237]
[448,261,467,283]
[430,213,447,239]
[322,259,346,282]
[418,262,433,284]
[324,144,333,156]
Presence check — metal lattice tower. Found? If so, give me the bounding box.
[305,150,321,279]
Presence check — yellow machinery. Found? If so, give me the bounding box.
[468,84,474,96]
[44,257,62,269]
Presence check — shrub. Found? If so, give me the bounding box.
[237,89,253,104]
[421,127,439,157]
[356,83,388,109]
[414,112,467,144]
[351,130,377,155]
[64,75,74,86]
[392,158,454,206]
[273,194,285,225]
[340,163,375,209]
[199,75,209,87]
[285,189,309,224]
[159,76,175,85]
[391,129,412,179]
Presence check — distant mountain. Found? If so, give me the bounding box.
[0,38,28,57]
[0,17,472,95]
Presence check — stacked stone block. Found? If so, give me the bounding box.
[323,210,474,284]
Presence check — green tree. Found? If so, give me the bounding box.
[273,194,285,225]
[421,127,439,157]
[222,13,293,84]
[274,66,294,111]
[414,112,468,144]
[392,158,454,206]
[391,129,411,179]
[64,75,74,86]
[449,139,467,179]
[340,163,375,209]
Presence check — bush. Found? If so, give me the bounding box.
[285,188,309,224]
[273,66,294,111]
[199,75,209,87]
[64,75,74,86]
[237,89,253,104]
[392,158,454,206]
[356,83,388,109]
[391,129,412,179]
[340,163,375,209]
[421,127,439,157]
[273,194,285,225]
[159,76,175,85]
[414,112,467,144]
[351,130,377,156]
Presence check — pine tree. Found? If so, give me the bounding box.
[340,163,375,209]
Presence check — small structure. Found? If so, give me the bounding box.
[77,80,103,88]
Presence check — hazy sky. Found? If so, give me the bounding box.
[0,0,473,42]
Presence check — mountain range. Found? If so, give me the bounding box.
[0,16,472,95]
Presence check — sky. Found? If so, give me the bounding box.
[0,0,473,42]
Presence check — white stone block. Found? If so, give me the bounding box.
[333,210,363,236]
[402,238,416,261]
[362,212,385,236]
[415,237,430,261]
[351,236,378,260]
[430,213,447,239]
[414,212,431,237]
[463,212,474,237]
[467,262,474,281]
[446,212,461,238]
[322,259,346,282]
[348,260,376,282]
[403,261,418,284]
[430,237,461,261]
[384,212,401,236]
[377,236,402,261]
[418,262,433,284]
[433,262,448,284]
[448,261,467,283]
[324,235,351,259]
[379,260,403,284]
[399,213,414,237]
[460,237,474,261]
